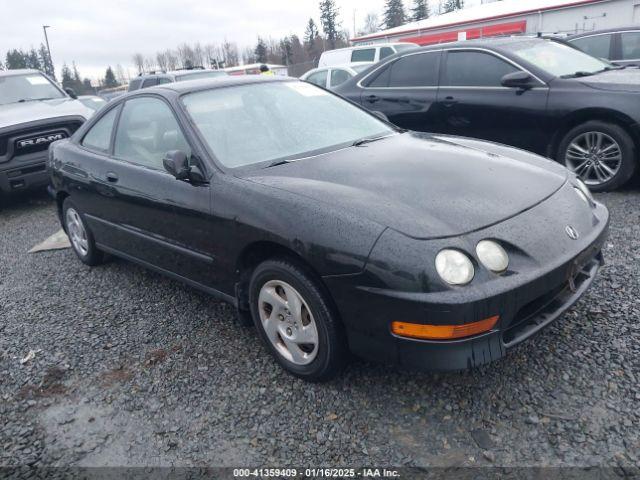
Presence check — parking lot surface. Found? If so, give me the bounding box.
[1,186,639,469]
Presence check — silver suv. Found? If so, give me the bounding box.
[128,68,228,91]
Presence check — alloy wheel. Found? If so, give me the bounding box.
[565,131,622,186]
[258,280,319,365]
[66,208,89,257]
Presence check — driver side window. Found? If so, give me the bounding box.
[114,97,191,170]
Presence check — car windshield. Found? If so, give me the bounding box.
[0,72,65,105]
[508,40,610,78]
[182,81,394,168]
[175,71,227,82]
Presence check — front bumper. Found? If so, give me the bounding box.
[393,252,602,371]
[324,187,609,372]
[0,152,49,195]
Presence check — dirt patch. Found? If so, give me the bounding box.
[144,348,168,367]
[17,366,68,399]
[99,367,133,387]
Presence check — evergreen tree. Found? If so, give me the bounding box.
[38,44,55,78]
[279,37,293,65]
[60,63,74,90]
[383,0,407,29]
[103,66,118,88]
[6,49,28,69]
[319,0,340,49]
[304,18,319,45]
[442,0,464,13]
[26,48,41,70]
[254,37,268,63]
[412,0,430,21]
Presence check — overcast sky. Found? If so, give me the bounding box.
[2,0,482,81]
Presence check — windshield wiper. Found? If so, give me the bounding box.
[17,97,55,103]
[266,159,293,168]
[561,71,597,79]
[352,135,390,147]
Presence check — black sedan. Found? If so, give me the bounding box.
[335,37,640,192]
[49,76,608,381]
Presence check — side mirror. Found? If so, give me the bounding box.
[501,71,535,89]
[163,150,191,180]
[372,111,389,122]
[64,87,77,99]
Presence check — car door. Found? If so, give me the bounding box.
[358,50,442,132]
[435,49,550,154]
[86,95,216,287]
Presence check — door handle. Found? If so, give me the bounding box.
[105,172,119,183]
[365,95,380,103]
[442,96,458,107]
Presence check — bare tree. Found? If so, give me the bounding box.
[115,64,127,84]
[156,51,168,71]
[222,40,239,68]
[165,49,178,71]
[177,43,196,68]
[362,12,381,34]
[143,55,156,73]
[132,53,145,74]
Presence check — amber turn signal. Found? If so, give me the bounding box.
[391,316,499,340]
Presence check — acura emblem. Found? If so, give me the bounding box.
[565,225,579,240]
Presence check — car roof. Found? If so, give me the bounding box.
[567,26,640,39]
[130,75,291,95]
[0,69,42,77]
[418,36,549,52]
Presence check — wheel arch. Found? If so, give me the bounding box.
[234,240,335,314]
[549,108,640,160]
[55,190,70,231]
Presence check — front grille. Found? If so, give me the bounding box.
[0,120,83,160]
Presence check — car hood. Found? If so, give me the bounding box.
[0,98,92,129]
[243,133,568,239]
[578,68,640,92]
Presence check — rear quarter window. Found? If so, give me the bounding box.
[351,48,376,62]
[82,107,119,153]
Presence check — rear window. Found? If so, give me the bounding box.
[571,34,612,60]
[351,49,376,62]
[380,47,395,60]
[621,32,640,60]
[128,78,142,91]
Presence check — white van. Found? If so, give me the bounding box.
[318,43,418,67]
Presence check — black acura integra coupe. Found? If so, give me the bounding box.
[48,76,609,381]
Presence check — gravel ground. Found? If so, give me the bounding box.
[0,186,639,472]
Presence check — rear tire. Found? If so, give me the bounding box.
[557,120,636,192]
[249,258,348,382]
[62,198,104,266]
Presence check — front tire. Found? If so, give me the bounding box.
[249,258,348,382]
[63,198,104,266]
[558,121,636,192]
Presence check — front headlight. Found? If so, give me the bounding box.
[435,249,475,286]
[574,178,594,205]
[476,240,509,274]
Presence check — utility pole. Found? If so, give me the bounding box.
[42,25,55,79]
